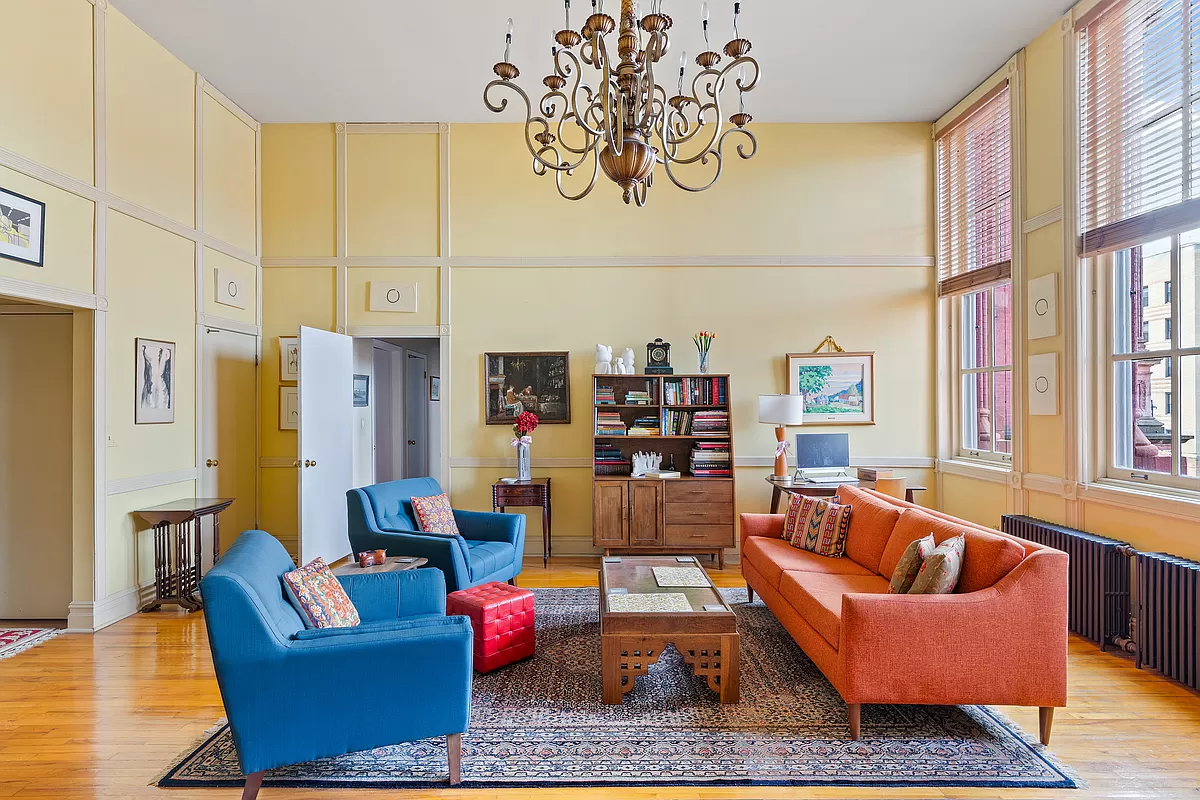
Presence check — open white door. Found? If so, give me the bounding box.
[298,326,354,565]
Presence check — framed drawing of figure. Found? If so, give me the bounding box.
[484,352,570,425]
[135,338,176,424]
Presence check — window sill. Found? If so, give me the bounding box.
[1080,479,1200,521]
[938,458,1013,484]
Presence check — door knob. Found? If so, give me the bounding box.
[305,459,317,467]
[206,459,219,467]
[293,460,301,468]
[408,440,417,446]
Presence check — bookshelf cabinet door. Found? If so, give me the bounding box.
[628,481,664,546]
[593,481,628,547]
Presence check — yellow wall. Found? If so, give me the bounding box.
[261,122,937,554]
[0,1,260,620]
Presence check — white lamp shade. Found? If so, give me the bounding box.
[758,394,805,426]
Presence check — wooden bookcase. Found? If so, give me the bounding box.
[591,374,735,567]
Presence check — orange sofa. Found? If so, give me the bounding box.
[741,485,1068,744]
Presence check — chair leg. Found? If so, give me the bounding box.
[746,583,755,603]
[241,771,264,800]
[848,703,861,741]
[447,732,462,785]
[1039,706,1054,746]
[507,577,517,587]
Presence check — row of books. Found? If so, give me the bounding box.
[690,441,731,477]
[664,377,728,405]
[595,444,631,475]
[595,386,617,405]
[595,410,627,435]
[691,410,729,434]
[627,415,661,436]
[625,389,654,405]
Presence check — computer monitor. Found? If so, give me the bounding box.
[795,432,850,470]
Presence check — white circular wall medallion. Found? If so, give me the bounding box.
[386,288,401,304]
[1035,376,1050,394]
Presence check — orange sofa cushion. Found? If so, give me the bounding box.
[880,509,1026,594]
[742,536,874,588]
[835,484,902,574]
[778,571,890,649]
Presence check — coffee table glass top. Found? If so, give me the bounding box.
[600,556,729,614]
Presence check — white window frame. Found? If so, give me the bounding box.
[1094,233,1200,492]
[952,286,1015,464]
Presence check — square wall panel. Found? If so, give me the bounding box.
[346,133,440,258]
[262,125,337,258]
[203,94,258,255]
[205,249,257,325]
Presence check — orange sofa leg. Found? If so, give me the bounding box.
[1039,707,1054,746]
[848,703,861,741]
[746,583,755,603]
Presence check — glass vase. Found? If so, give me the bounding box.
[697,350,711,374]
[517,443,532,481]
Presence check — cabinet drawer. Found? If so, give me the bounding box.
[494,486,544,504]
[665,481,733,504]
[664,525,733,547]
[664,504,733,525]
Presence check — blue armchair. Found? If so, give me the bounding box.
[200,530,473,798]
[347,477,525,593]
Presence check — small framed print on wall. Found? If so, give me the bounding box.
[786,350,876,426]
[279,337,299,382]
[430,375,441,401]
[135,338,176,424]
[279,387,299,430]
[0,187,46,267]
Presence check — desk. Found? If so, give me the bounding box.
[492,478,552,567]
[767,478,925,513]
[135,498,234,612]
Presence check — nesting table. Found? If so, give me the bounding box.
[135,497,234,612]
[492,478,553,566]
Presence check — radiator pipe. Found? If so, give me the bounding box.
[1107,634,1137,653]
[1112,544,1139,653]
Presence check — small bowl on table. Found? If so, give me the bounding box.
[356,549,388,568]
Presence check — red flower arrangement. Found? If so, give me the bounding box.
[513,411,539,438]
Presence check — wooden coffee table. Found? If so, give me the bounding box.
[599,555,740,704]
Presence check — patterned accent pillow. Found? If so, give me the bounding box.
[782,494,852,558]
[888,533,936,594]
[908,534,966,595]
[281,557,360,629]
[411,493,461,537]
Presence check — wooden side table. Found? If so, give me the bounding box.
[135,498,234,612]
[492,478,552,567]
[332,557,428,576]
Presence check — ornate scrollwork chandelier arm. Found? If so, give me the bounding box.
[485,79,589,173]
[662,147,723,193]
[555,142,601,201]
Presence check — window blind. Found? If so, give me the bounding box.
[936,82,1013,298]
[1078,0,1200,256]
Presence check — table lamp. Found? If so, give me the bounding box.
[758,394,805,479]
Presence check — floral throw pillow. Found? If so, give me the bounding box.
[908,534,966,595]
[782,494,852,558]
[411,493,461,537]
[281,557,360,629]
[888,533,936,594]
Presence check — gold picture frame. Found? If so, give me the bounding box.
[786,351,875,426]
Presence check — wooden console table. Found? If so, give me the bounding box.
[766,477,925,513]
[135,498,233,613]
[492,478,552,567]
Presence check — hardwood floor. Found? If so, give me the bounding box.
[2,557,1199,799]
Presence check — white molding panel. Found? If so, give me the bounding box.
[0,276,100,310]
[106,468,199,496]
[1022,206,1064,234]
[449,456,937,470]
[198,312,261,337]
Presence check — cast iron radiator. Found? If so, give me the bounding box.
[1136,551,1200,690]
[1000,515,1133,650]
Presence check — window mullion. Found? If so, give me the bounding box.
[1172,235,1182,476]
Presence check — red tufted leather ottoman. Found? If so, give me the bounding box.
[446,582,535,673]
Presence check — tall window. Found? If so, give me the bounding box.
[1081,0,1200,488]
[937,82,1014,462]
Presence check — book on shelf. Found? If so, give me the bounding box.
[855,467,893,481]
[663,376,728,406]
[690,441,731,477]
[643,469,681,478]
[627,415,662,436]
[595,386,616,405]
[625,389,653,405]
[595,410,628,435]
[691,409,729,434]
[594,444,631,475]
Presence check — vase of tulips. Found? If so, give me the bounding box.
[511,410,539,481]
[694,331,716,374]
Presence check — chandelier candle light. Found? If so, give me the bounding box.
[693,330,716,374]
[511,411,539,481]
[485,0,760,206]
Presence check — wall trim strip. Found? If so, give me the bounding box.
[106,468,198,496]
[261,255,936,269]
[937,458,1012,484]
[0,276,100,310]
[199,77,261,133]
[198,313,262,337]
[1023,206,1064,234]
[449,456,937,470]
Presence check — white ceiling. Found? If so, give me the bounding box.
[111,0,1074,124]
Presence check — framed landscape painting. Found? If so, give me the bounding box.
[484,352,570,425]
[786,351,875,425]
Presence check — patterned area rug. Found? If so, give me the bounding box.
[0,627,62,660]
[160,588,1079,789]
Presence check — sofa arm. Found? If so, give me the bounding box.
[740,513,784,546]
[454,508,525,545]
[837,550,1068,707]
[337,567,447,622]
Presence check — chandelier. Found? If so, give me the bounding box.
[484,0,759,206]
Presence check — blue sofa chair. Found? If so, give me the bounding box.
[200,530,473,798]
[347,477,525,593]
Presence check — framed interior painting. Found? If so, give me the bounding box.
[430,375,441,401]
[352,374,370,407]
[279,336,299,382]
[0,187,45,267]
[279,387,299,430]
[135,338,176,424]
[484,352,570,425]
[786,351,875,425]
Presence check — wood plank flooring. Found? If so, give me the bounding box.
[1,557,1199,799]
